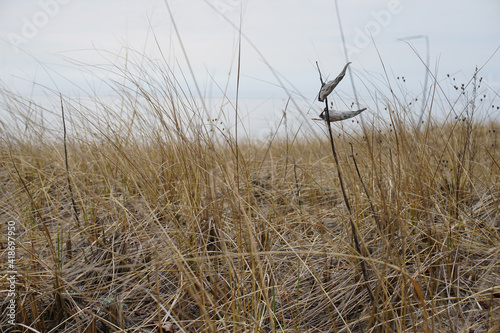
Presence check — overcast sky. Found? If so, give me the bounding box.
[1,0,499,136]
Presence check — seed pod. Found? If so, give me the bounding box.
[319,108,367,122]
[318,62,351,102]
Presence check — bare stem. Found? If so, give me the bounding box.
[316,62,374,302]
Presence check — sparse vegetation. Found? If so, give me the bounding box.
[1,54,499,332]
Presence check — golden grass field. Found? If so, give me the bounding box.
[1,61,500,332]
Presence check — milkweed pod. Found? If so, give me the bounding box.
[318,62,352,102]
[319,108,367,122]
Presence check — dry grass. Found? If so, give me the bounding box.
[1,60,500,333]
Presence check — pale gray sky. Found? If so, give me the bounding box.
[1,0,499,136]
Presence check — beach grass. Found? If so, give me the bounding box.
[1,58,499,332]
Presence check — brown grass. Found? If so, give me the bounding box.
[1,61,500,332]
